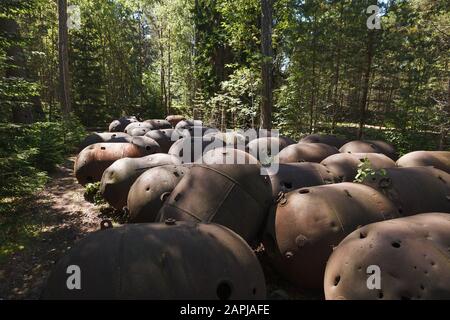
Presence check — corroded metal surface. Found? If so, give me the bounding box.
[324,213,450,300]
[145,129,177,153]
[321,153,396,182]
[247,137,295,164]
[42,222,266,299]
[299,134,347,149]
[127,165,189,223]
[100,154,181,210]
[275,142,339,164]
[339,140,398,160]
[200,147,259,165]
[361,166,450,216]
[267,163,337,198]
[175,120,203,130]
[263,182,399,290]
[74,142,158,185]
[143,119,172,130]
[79,132,131,151]
[397,151,450,174]
[158,164,273,244]
[168,136,224,163]
[109,116,138,132]
[166,115,186,127]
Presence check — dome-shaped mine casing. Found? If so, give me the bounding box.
[324,213,450,300]
[263,182,399,290]
[41,222,266,300]
[300,134,347,149]
[275,142,339,164]
[247,137,295,164]
[166,115,186,127]
[100,154,182,210]
[168,136,224,163]
[204,131,248,148]
[339,140,398,160]
[397,151,450,174]
[158,164,274,245]
[123,122,154,134]
[143,119,172,130]
[200,147,259,165]
[127,136,161,154]
[175,119,203,130]
[129,126,152,137]
[145,129,177,153]
[267,163,337,199]
[361,166,450,216]
[78,132,131,151]
[108,116,139,132]
[321,153,396,182]
[74,143,157,185]
[128,165,190,223]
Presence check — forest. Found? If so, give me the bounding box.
[0,0,449,301]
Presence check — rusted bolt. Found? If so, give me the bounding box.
[100,220,113,230]
[165,218,176,226]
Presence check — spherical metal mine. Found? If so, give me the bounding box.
[397,151,450,174]
[263,182,399,290]
[200,147,259,165]
[145,129,177,153]
[300,134,347,149]
[361,166,450,216]
[158,164,273,244]
[247,137,295,164]
[321,153,396,182]
[339,140,398,160]
[100,154,181,210]
[324,213,450,300]
[143,119,172,130]
[275,142,339,164]
[109,116,138,132]
[42,222,266,300]
[166,115,186,127]
[78,132,131,151]
[74,142,159,185]
[175,119,203,130]
[267,163,337,198]
[127,165,189,223]
[168,136,224,163]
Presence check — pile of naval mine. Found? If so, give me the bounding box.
[42,115,450,300]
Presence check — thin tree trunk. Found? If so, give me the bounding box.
[357,30,374,139]
[260,0,273,130]
[167,28,172,115]
[58,0,71,117]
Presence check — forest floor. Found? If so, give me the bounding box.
[0,156,322,300]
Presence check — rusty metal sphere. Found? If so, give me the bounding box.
[263,182,399,290]
[324,213,450,300]
[168,136,224,163]
[267,163,337,198]
[166,115,186,127]
[397,151,450,174]
[247,137,295,164]
[123,122,154,134]
[275,142,339,164]
[175,120,203,130]
[321,153,396,182]
[128,165,189,223]
[74,143,157,185]
[339,140,398,160]
[100,154,181,210]
[200,147,259,165]
[78,132,131,151]
[158,164,273,244]
[361,166,450,216]
[145,129,177,153]
[204,131,248,148]
[300,134,347,149]
[42,222,266,300]
[109,116,139,132]
[143,119,172,130]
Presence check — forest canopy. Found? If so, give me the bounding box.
[0,0,449,148]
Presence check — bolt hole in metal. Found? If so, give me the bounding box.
[146,146,151,151]
[216,281,233,300]
[391,241,401,248]
[282,181,292,189]
[299,189,309,194]
[334,275,341,286]
[101,147,106,150]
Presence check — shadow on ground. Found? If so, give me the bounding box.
[0,157,102,299]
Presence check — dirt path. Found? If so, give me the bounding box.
[0,157,102,299]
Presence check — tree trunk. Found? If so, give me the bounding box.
[357,30,374,139]
[58,0,72,117]
[260,0,273,130]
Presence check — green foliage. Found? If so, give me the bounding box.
[84,182,105,205]
[0,120,86,198]
[354,157,387,183]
